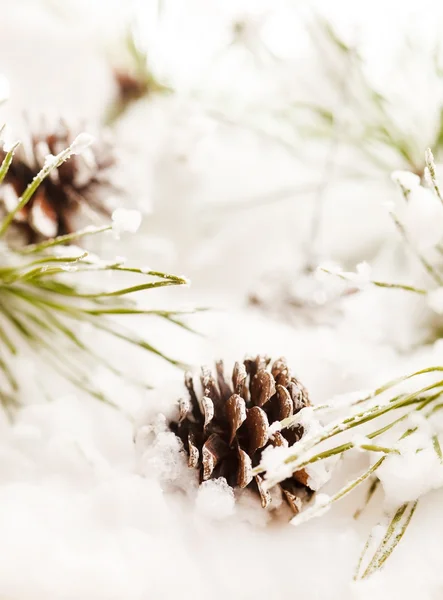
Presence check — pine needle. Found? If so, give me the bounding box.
[356,501,418,580]
[0,131,195,408]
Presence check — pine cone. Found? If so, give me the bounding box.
[114,70,150,106]
[170,355,314,514]
[0,121,115,244]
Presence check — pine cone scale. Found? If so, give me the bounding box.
[237,447,253,488]
[202,433,229,480]
[255,474,271,509]
[201,396,214,430]
[251,369,276,407]
[225,394,247,444]
[232,362,248,396]
[245,406,269,455]
[275,385,293,419]
[188,432,200,469]
[216,360,233,401]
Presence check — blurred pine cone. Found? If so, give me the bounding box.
[0,121,115,244]
[114,70,151,106]
[106,68,171,125]
[170,355,314,514]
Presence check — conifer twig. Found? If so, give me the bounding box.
[0,131,194,409]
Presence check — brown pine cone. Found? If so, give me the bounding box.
[0,121,115,244]
[114,70,151,105]
[170,355,314,514]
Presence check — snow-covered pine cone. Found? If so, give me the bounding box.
[170,355,314,514]
[0,121,115,244]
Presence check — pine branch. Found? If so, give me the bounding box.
[252,149,443,577]
[0,131,193,410]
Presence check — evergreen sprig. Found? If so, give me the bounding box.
[0,132,190,411]
[254,365,443,578]
[253,149,443,578]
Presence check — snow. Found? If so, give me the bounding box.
[111,208,142,236]
[322,262,373,289]
[1,0,443,599]
[195,478,236,519]
[70,132,95,155]
[377,444,443,507]
[350,434,372,452]
[290,493,332,525]
[428,287,443,314]
[391,170,421,192]
[425,147,436,173]
[398,182,443,250]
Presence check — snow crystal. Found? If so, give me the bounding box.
[70,132,94,155]
[140,428,186,484]
[1,139,19,153]
[305,457,336,491]
[112,208,142,236]
[268,421,282,436]
[297,406,326,437]
[195,478,235,519]
[42,153,57,169]
[259,443,294,487]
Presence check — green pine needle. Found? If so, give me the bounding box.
[255,362,443,577]
[355,501,418,580]
[0,131,194,410]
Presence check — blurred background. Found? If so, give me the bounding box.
[2,0,443,299]
[2,0,443,388]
